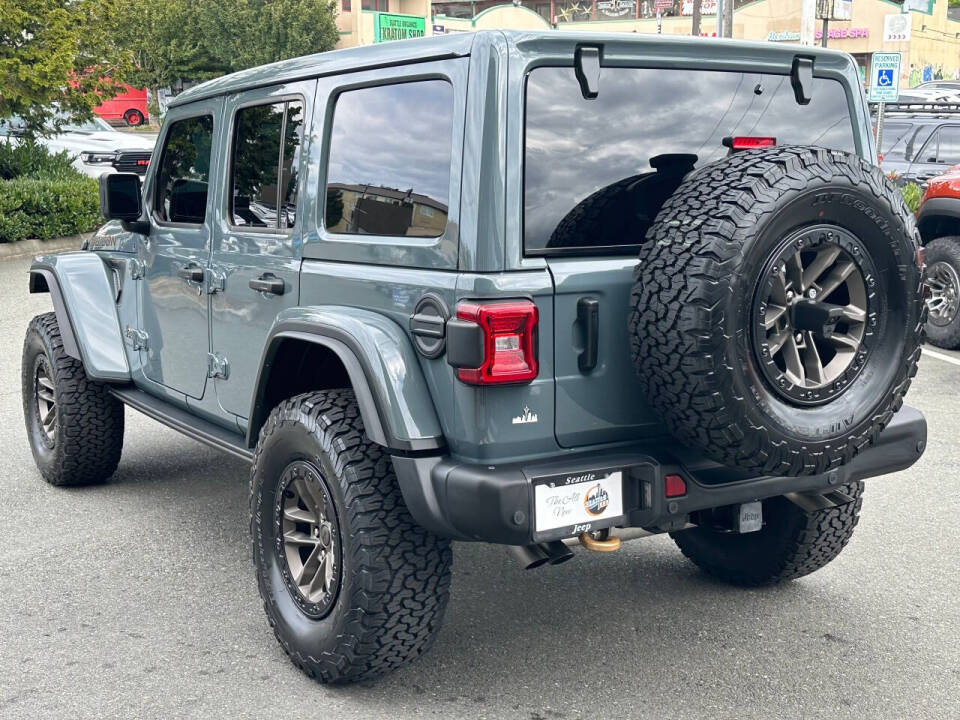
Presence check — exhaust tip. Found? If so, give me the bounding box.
[509,544,550,570]
[543,540,575,565]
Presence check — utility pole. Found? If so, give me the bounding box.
[715,0,723,37]
[691,0,702,36]
[800,0,816,45]
[723,0,733,38]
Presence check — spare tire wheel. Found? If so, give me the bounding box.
[629,146,924,476]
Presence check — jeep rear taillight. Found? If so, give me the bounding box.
[454,300,538,385]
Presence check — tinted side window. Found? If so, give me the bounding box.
[324,80,452,237]
[230,100,303,229]
[879,122,911,161]
[155,115,214,224]
[935,125,960,164]
[524,67,858,255]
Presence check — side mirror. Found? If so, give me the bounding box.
[99,173,149,234]
[99,173,142,221]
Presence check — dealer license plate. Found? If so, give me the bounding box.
[533,469,624,534]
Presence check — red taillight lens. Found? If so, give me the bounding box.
[664,474,687,498]
[731,136,776,150]
[455,300,538,385]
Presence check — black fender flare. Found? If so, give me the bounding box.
[247,311,445,453]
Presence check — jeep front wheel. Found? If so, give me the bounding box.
[250,389,452,684]
[22,312,125,486]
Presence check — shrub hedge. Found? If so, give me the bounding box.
[0,141,102,243]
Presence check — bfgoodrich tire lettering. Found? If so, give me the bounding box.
[629,147,924,476]
[250,389,452,684]
[21,312,124,486]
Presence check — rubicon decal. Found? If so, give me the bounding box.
[583,483,610,516]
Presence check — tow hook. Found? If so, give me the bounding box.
[578,529,621,552]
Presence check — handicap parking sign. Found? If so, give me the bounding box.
[869,53,901,102]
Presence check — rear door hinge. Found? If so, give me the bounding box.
[129,259,145,280]
[124,325,149,351]
[206,266,226,295]
[207,352,229,380]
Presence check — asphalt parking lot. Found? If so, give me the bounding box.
[1,251,958,720]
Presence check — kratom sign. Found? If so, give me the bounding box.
[374,13,426,43]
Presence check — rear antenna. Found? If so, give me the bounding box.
[575,45,602,100]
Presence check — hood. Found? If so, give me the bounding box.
[42,130,156,156]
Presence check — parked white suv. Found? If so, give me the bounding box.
[0,114,156,178]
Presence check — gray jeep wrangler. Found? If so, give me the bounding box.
[22,31,927,684]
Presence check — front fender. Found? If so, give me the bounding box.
[29,252,130,382]
[249,306,444,452]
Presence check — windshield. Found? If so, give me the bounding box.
[46,114,114,134]
[524,66,859,255]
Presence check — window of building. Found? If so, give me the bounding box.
[361,0,387,10]
[343,0,351,10]
[154,115,214,224]
[229,100,303,229]
[324,80,453,237]
[524,67,859,255]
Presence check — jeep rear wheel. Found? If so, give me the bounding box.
[250,390,452,684]
[630,147,924,477]
[671,482,864,586]
[21,312,125,486]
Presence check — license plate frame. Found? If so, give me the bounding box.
[531,467,626,541]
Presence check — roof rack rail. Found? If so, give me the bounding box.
[869,101,960,115]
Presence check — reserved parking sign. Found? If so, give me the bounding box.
[869,52,901,103]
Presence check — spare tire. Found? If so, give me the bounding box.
[629,147,924,476]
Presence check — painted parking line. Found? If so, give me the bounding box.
[922,348,960,368]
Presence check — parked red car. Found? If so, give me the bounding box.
[916,163,960,348]
[93,85,149,127]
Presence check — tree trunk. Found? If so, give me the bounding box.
[691,0,701,36]
[723,0,733,37]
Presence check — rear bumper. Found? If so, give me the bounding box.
[392,405,927,545]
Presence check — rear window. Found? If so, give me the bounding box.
[524,67,858,255]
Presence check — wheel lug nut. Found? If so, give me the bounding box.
[795,332,803,343]
[786,291,794,300]
[807,288,817,299]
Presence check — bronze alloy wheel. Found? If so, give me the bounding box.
[33,355,57,445]
[925,260,960,327]
[752,226,878,406]
[275,461,342,619]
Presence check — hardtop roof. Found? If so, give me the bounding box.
[170,29,857,109]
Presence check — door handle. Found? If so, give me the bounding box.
[577,297,599,373]
[249,273,285,295]
[177,264,204,283]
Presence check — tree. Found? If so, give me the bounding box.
[0,0,132,135]
[120,0,340,91]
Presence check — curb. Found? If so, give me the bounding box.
[0,233,91,261]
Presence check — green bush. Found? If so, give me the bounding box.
[900,182,924,215]
[0,141,77,181]
[0,141,102,242]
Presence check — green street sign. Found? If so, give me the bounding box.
[374,13,426,43]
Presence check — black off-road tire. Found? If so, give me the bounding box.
[630,147,924,476]
[923,236,960,349]
[21,312,124,486]
[250,389,452,684]
[671,482,864,586]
